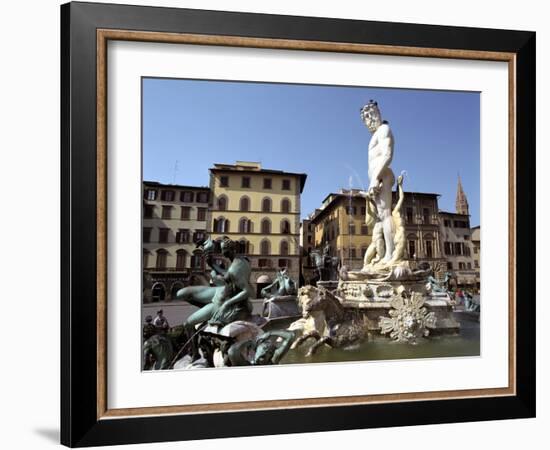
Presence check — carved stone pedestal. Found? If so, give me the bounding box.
[335,279,460,334]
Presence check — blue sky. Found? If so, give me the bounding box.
[143,78,480,226]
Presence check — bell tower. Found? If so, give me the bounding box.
[456,175,469,216]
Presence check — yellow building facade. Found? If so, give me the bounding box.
[208,161,307,296]
[311,190,372,271]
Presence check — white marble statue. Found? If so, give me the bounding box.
[361,100,396,265]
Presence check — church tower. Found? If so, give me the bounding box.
[456,175,469,215]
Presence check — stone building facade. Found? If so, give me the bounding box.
[438,177,478,290]
[401,191,446,268]
[310,189,372,272]
[208,161,307,297]
[439,211,477,289]
[142,181,210,303]
[309,189,445,274]
[471,226,481,290]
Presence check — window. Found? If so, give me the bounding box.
[180,191,194,202]
[281,198,291,213]
[197,207,207,221]
[262,197,272,212]
[349,247,356,258]
[180,206,191,220]
[447,262,453,270]
[259,258,272,268]
[361,206,366,216]
[144,189,157,200]
[175,250,187,270]
[143,249,150,268]
[144,205,154,218]
[236,240,249,254]
[143,227,152,243]
[197,192,209,203]
[263,178,272,189]
[175,229,190,243]
[444,242,453,255]
[158,228,169,243]
[307,235,312,244]
[281,219,291,234]
[217,196,227,211]
[161,190,175,201]
[282,179,291,190]
[467,262,472,269]
[280,240,289,256]
[193,230,206,243]
[458,262,466,270]
[454,220,470,229]
[213,218,230,233]
[425,240,433,258]
[156,249,168,269]
[239,196,250,211]
[474,246,478,254]
[241,176,251,188]
[454,242,463,256]
[464,245,471,257]
[408,240,416,258]
[239,218,252,233]
[261,218,271,234]
[406,207,414,223]
[475,260,479,268]
[361,224,369,235]
[347,206,356,215]
[278,259,291,268]
[423,208,431,224]
[220,176,229,187]
[464,235,470,240]
[349,223,356,235]
[444,219,452,227]
[161,205,172,219]
[190,255,202,269]
[260,239,271,255]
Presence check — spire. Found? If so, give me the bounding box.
[456,174,469,215]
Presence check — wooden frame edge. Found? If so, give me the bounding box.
[95,28,517,420]
[97,29,108,419]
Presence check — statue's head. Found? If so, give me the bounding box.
[220,236,236,257]
[360,100,382,133]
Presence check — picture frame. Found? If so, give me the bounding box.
[60,1,535,447]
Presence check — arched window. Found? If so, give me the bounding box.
[407,234,417,259]
[156,249,168,269]
[260,239,271,256]
[214,217,230,233]
[239,217,252,233]
[239,196,250,212]
[175,249,187,270]
[261,197,272,212]
[261,218,271,234]
[281,198,291,213]
[280,240,289,256]
[236,239,249,254]
[424,234,434,259]
[281,219,291,234]
[143,249,151,268]
[170,282,184,300]
[151,283,166,302]
[217,195,227,211]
